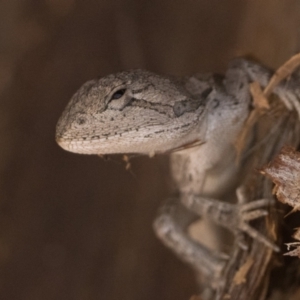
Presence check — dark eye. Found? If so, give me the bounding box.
[111,89,126,100]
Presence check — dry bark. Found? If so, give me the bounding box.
[216,66,300,299]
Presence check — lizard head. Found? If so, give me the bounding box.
[56,70,206,155]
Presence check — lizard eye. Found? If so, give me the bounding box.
[108,88,132,110]
[111,89,126,100]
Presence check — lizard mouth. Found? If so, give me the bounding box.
[56,136,104,154]
[56,134,204,156]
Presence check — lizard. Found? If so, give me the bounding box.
[55,58,300,291]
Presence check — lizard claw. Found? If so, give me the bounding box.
[181,187,279,252]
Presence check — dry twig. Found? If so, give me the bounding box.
[217,56,300,300]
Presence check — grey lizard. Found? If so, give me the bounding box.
[55,58,300,288]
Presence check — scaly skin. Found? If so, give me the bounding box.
[56,58,300,291]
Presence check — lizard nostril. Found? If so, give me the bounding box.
[73,115,89,127]
[77,117,86,125]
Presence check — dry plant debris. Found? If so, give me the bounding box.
[123,154,131,170]
[261,146,300,257]
[285,240,300,259]
[232,257,254,285]
[261,146,300,212]
[236,53,300,158]
[264,53,300,98]
[221,54,300,299]
[235,81,270,158]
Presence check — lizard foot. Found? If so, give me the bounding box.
[181,187,279,252]
[233,186,279,251]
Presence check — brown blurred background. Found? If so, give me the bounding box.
[0,1,300,299]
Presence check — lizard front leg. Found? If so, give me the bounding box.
[153,187,278,290]
[181,186,279,252]
[153,198,228,286]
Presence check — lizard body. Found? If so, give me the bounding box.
[56,58,300,291]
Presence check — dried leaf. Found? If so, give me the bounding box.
[232,257,254,285]
[235,82,270,160]
[261,147,300,257]
[261,146,300,211]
